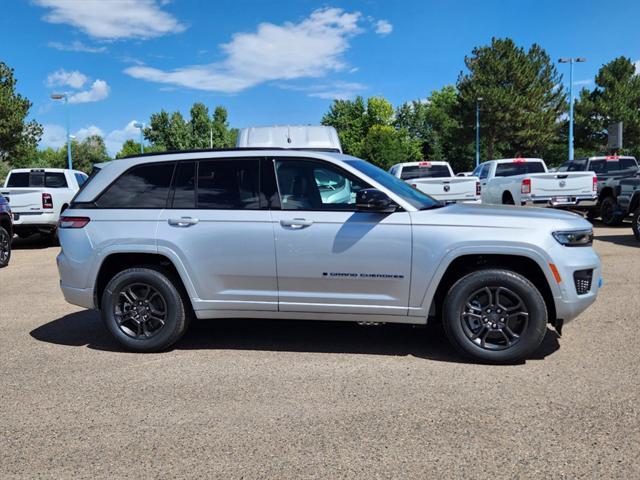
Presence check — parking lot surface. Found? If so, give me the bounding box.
[1,224,639,479]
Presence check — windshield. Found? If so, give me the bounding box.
[400,165,451,180]
[345,159,440,210]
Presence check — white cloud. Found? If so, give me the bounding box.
[125,7,364,93]
[573,79,593,87]
[47,40,106,53]
[75,125,104,140]
[46,69,88,89]
[104,121,143,155]
[34,0,185,40]
[40,124,67,149]
[280,81,366,100]
[68,79,110,104]
[634,60,640,75]
[374,19,393,36]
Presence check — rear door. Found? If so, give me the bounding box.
[270,157,412,315]
[156,158,278,312]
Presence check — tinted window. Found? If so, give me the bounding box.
[621,158,638,170]
[74,173,88,187]
[6,171,67,187]
[479,164,490,180]
[275,159,369,211]
[495,161,545,177]
[559,160,587,172]
[400,165,451,180]
[197,159,260,209]
[171,161,196,208]
[97,162,175,208]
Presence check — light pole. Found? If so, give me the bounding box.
[51,93,72,169]
[133,122,144,154]
[558,57,587,160]
[475,97,483,167]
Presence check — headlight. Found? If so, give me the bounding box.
[552,229,593,246]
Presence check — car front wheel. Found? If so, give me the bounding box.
[0,226,11,268]
[443,269,548,364]
[101,267,189,352]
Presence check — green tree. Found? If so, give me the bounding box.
[456,38,566,160]
[359,125,422,170]
[321,96,367,156]
[574,57,640,158]
[0,62,42,165]
[115,139,164,159]
[72,135,110,173]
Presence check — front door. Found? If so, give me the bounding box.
[156,158,278,312]
[270,157,412,316]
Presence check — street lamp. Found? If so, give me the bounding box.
[133,122,144,154]
[558,57,587,160]
[51,93,72,170]
[475,97,483,167]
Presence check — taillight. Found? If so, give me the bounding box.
[593,176,598,191]
[521,178,531,195]
[42,193,53,209]
[58,216,90,228]
[476,181,481,195]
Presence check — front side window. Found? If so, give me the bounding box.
[274,159,369,211]
[96,162,176,208]
[479,164,490,180]
[197,159,260,209]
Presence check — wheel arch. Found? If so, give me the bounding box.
[629,192,640,213]
[598,186,615,202]
[428,253,557,325]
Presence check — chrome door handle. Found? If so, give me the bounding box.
[168,217,199,227]
[280,218,314,229]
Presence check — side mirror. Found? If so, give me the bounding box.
[356,188,397,213]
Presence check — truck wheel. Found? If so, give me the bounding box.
[101,267,189,352]
[443,269,547,364]
[633,207,640,242]
[600,196,623,226]
[502,192,515,205]
[0,226,10,268]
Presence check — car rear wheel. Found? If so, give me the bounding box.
[632,207,640,242]
[600,196,623,226]
[101,267,189,352]
[0,226,11,268]
[443,269,548,364]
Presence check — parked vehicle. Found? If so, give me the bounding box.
[474,158,597,208]
[389,161,480,203]
[236,125,342,152]
[617,176,640,241]
[558,156,639,225]
[57,148,601,363]
[0,193,12,268]
[0,168,88,241]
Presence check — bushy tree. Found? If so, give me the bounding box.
[360,125,422,170]
[456,38,566,160]
[574,57,640,158]
[0,62,42,165]
[321,96,367,156]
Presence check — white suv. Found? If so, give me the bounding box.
[57,149,601,363]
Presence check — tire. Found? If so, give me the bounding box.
[101,267,189,352]
[44,228,59,246]
[632,207,640,242]
[0,226,11,268]
[442,269,548,364]
[586,209,598,221]
[600,196,623,226]
[502,192,515,205]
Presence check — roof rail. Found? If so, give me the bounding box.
[121,146,341,160]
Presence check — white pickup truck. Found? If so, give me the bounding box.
[1,168,88,240]
[389,161,480,203]
[473,158,597,207]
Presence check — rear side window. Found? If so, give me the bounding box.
[400,165,451,180]
[196,159,260,209]
[495,161,545,177]
[96,162,176,208]
[6,171,68,188]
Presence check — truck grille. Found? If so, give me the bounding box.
[573,269,593,295]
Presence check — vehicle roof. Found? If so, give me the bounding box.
[394,161,451,167]
[8,168,83,173]
[575,155,637,161]
[236,125,342,152]
[485,158,544,163]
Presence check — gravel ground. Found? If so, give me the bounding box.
[0,224,638,479]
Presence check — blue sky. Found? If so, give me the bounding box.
[1,0,639,155]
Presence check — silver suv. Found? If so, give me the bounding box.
[57,149,601,363]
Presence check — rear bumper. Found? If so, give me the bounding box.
[60,284,95,309]
[525,194,597,208]
[11,211,58,230]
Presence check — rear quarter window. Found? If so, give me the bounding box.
[96,162,176,208]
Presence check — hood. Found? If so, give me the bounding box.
[411,202,592,232]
